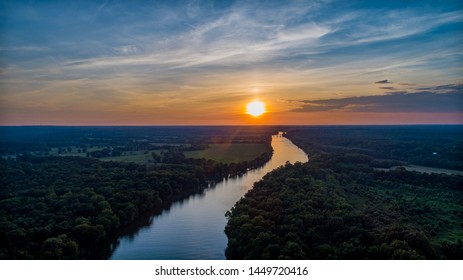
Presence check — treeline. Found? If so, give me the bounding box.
[0,134,273,259]
[0,156,212,259]
[225,156,463,259]
[285,126,463,170]
[158,140,273,179]
[0,126,277,156]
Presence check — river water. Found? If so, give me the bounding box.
[110,134,308,259]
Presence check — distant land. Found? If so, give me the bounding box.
[0,125,462,259]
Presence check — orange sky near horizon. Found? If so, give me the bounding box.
[1,104,461,126]
[1,1,462,126]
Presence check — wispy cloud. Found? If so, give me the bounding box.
[290,83,463,113]
[330,10,463,45]
[1,0,462,124]
[375,80,393,84]
[0,46,49,52]
[59,6,330,71]
[416,83,463,93]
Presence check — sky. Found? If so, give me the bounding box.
[0,0,462,125]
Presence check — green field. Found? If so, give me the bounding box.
[47,146,165,164]
[100,151,151,164]
[49,146,100,157]
[185,143,266,163]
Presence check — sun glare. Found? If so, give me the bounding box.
[246,101,266,117]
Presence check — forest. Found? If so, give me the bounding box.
[285,125,463,170]
[0,126,274,259]
[2,125,462,259]
[225,126,463,259]
[0,126,276,156]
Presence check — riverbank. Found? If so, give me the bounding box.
[109,134,307,259]
[224,128,463,259]
[0,140,274,260]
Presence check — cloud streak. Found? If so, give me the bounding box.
[375,80,393,84]
[1,0,463,124]
[291,85,463,113]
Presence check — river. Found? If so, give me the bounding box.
[110,133,308,259]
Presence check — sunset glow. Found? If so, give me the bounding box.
[246,101,266,117]
[0,1,461,125]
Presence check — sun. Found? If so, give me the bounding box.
[246,100,266,117]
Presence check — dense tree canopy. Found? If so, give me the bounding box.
[225,134,463,259]
[286,126,463,170]
[0,142,273,259]
[0,156,208,259]
[0,126,275,259]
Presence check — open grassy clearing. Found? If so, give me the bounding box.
[403,165,463,176]
[99,151,150,164]
[184,143,266,163]
[99,150,165,164]
[49,146,100,157]
[48,146,165,164]
[375,165,463,176]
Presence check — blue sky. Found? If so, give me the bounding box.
[1,0,462,124]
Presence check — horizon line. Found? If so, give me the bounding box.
[1,123,462,127]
